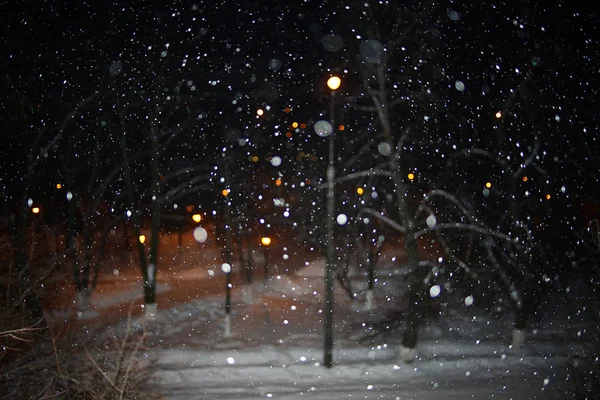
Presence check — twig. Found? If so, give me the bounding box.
[84,347,122,395]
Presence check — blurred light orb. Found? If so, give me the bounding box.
[27,198,33,207]
[193,227,208,243]
[378,142,392,156]
[257,108,264,116]
[268,59,283,71]
[448,10,460,21]
[66,191,73,201]
[426,215,437,228]
[138,235,146,244]
[221,263,232,273]
[261,237,272,246]
[314,120,333,137]
[336,214,348,225]
[465,295,474,307]
[109,60,123,76]
[429,284,441,298]
[321,34,344,52]
[226,356,236,365]
[455,80,466,92]
[32,207,40,214]
[271,156,282,167]
[359,40,385,63]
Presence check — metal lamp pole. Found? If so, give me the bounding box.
[324,75,341,368]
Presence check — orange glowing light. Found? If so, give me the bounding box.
[357,187,364,195]
[256,108,264,116]
[292,122,299,128]
[407,173,415,181]
[222,189,230,197]
[186,205,194,212]
[251,155,259,162]
[300,123,307,129]
[261,237,272,246]
[286,131,292,138]
[138,235,146,244]
[338,124,345,131]
[485,182,492,188]
[32,207,40,214]
[495,111,502,119]
[192,214,202,223]
[56,183,62,189]
[545,194,551,200]
[522,176,528,182]
[327,76,341,91]
[275,178,282,186]
[284,107,291,113]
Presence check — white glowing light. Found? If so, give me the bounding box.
[429,285,441,298]
[221,263,232,273]
[271,156,282,167]
[337,214,348,225]
[426,215,437,228]
[226,357,235,364]
[465,295,474,306]
[314,120,332,137]
[193,227,208,243]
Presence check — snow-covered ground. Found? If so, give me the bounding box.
[53,249,591,399]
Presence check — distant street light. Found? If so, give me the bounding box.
[31,207,41,214]
[261,236,271,285]
[192,213,202,223]
[324,75,341,368]
[138,234,146,244]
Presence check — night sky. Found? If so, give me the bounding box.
[1,0,598,237]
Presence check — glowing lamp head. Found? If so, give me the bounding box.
[138,235,146,244]
[327,76,341,91]
[192,214,202,223]
[261,237,272,246]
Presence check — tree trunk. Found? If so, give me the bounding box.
[401,234,424,362]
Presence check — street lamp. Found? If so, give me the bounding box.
[222,182,233,337]
[261,236,271,286]
[324,75,341,368]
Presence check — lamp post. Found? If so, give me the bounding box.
[261,236,271,286]
[324,75,341,368]
[222,182,233,337]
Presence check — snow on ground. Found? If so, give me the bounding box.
[60,248,589,399]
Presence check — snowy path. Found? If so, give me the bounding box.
[152,342,567,399]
